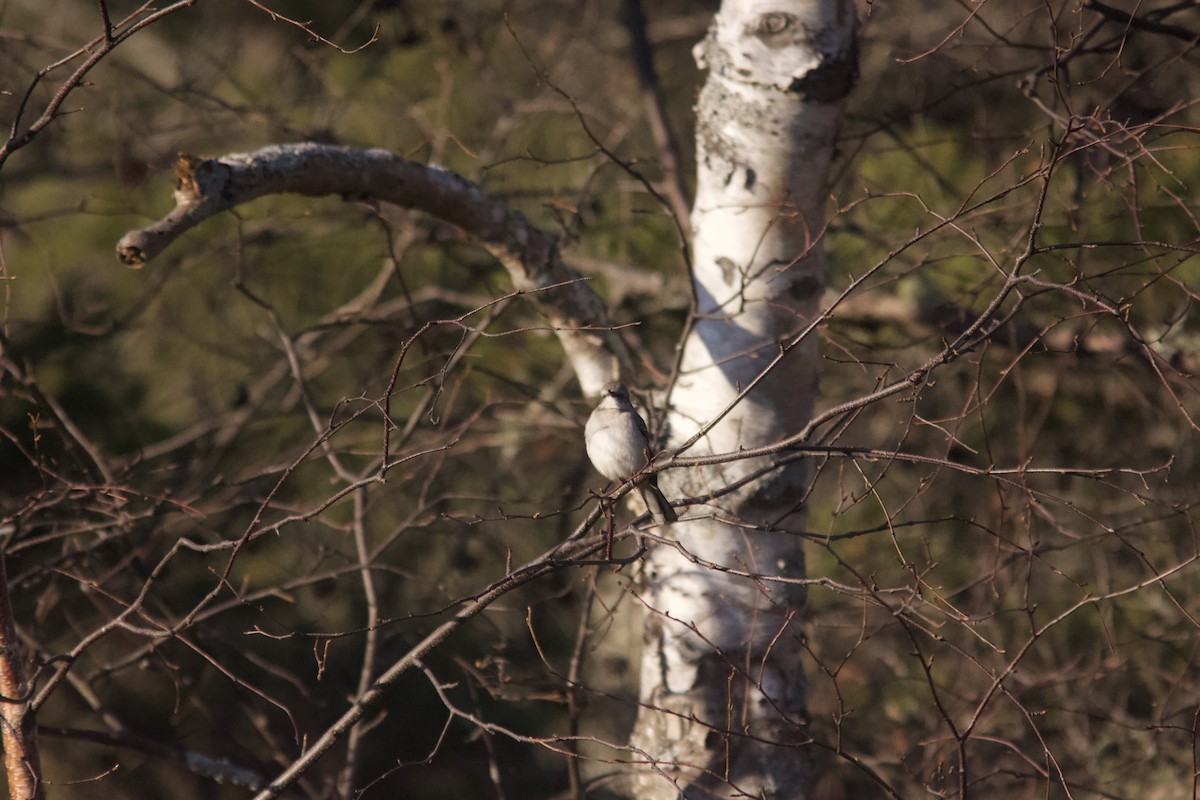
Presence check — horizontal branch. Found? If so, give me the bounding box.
[116,142,619,394]
[39,726,263,789]
[1086,0,1199,42]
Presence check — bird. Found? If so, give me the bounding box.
[584,382,677,524]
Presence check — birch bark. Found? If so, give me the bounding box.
[629,2,857,797]
[0,555,43,800]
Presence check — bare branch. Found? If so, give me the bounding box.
[116,143,621,394]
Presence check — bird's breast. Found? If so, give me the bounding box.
[585,412,646,480]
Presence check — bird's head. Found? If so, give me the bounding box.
[600,382,631,403]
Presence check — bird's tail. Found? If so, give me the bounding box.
[638,481,677,524]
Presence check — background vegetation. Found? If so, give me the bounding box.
[1,0,1198,797]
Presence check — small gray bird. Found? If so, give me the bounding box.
[585,382,677,524]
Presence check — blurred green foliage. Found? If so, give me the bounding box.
[1,0,1198,798]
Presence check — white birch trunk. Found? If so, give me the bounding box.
[630,2,857,797]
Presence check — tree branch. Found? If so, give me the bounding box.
[116,142,620,394]
[251,529,613,800]
[0,554,43,800]
[1085,0,1200,42]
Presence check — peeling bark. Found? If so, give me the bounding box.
[629,2,858,797]
[0,555,43,800]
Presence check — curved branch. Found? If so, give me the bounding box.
[116,142,620,394]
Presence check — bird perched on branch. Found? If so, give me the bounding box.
[584,382,677,524]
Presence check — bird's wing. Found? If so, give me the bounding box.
[634,412,650,441]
